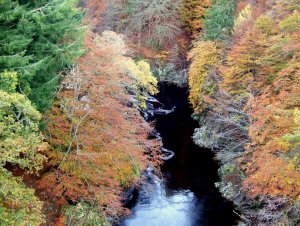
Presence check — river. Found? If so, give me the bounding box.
[119,83,238,226]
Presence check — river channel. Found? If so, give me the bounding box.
[119,83,237,226]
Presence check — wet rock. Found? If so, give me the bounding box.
[121,187,139,209]
[148,129,161,140]
[126,96,138,108]
[142,95,175,121]
[154,106,176,115]
[160,148,175,160]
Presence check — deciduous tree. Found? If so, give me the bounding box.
[122,0,182,49]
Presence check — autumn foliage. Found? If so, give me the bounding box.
[38,31,161,224]
[179,0,211,37]
[188,41,220,113]
[188,0,300,224]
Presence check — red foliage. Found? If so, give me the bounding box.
[219,1,300,199]
[241,13,300,197]
[37,32,162,224]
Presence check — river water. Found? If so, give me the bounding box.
[119,83,237,226]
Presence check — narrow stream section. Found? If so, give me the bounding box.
[120,83,237,226]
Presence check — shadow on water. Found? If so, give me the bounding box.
[119,83,238,226]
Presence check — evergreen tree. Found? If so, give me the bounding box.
[203,0,236,40]
[0,0,85,111]
[0,0,33,91]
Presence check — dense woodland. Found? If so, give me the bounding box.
[0,0,299,225]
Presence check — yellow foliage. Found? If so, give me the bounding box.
[282,108,300,149]
[0,71,18,93]
[179,0,211,36]
[294,108,300,126]
[185,0,300,216]
[279,11,300,33]
[255,15,274,35]
[188,41,220,113]
[233,4,252,31]
[127,60,158,109]
[0,169,45,226]
[155,51,169,64]
[275,139,291,152]
[0,90,47,171]
[220,30,263,95]
[274,0,300,12]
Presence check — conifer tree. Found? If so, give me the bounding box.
[203,0,236,40]
[0,0,85,111]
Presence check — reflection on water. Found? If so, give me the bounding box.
[123,170,203,226]
[119,83,237,226]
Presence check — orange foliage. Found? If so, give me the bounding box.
[190,0,300,200]
[188,0,300,223]
[85,0,106,28]
[243,63,300,197]
[243,155,300,197]
[38,32,161,223]
[240,6,300,198]
[221,26,268,95]
[179,0,211,37]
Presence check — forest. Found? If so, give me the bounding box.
[0,0,299,225]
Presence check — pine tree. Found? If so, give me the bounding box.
[203,0,237,40]
[0,0,33,91]
[0,0,85,111]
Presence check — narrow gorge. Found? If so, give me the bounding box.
[119,83,238,226]
[0,0,299,225]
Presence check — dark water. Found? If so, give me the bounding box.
[120,83,237,226]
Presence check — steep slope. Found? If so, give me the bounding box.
[37,31,162,224]
[188,0,300,224]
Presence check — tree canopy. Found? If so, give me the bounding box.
[0,0,85,111]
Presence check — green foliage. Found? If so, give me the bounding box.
[0,0,32,89]
[279,11,300,33]
[0,169,45,226]
[0,71,18,93]
[203,0,237,40]
[64,203,110,226]
[0,89,46,171]
[0,0,85,111]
